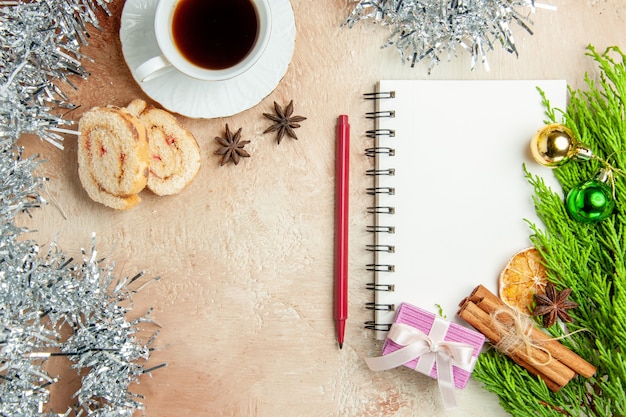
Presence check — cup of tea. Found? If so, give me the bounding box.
[136,0,272,82]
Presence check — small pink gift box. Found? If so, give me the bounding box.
[365,303,485,408]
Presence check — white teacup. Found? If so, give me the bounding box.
[136,0,272,82]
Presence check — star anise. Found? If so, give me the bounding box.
[214,124,250,166]
[532,282,579,328]
[263,100,307,144]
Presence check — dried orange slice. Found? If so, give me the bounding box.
[498,247,549,314]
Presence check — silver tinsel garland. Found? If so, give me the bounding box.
[1,0,112,149]
[1,1,164,416]
[345,0,554,72]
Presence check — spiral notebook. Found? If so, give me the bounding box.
[364,80,567,339]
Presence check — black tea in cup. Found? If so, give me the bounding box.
[172,0,260,70]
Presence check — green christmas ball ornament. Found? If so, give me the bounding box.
[565,169,615,223]
[530,123,593,167]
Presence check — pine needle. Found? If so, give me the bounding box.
[472,45,626,417]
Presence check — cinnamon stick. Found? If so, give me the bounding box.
[467,285,596,378]
[458,299,576,390]
[458,299,562,391]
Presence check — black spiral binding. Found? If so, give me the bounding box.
[366,225,395,234]
[366,186,395,196]
[365,244,395,253]
[365,89,397,331]
[365,147,395,157]
[366,283,395,291]
[363,91,396,100]
[365,302,395,311]
[365,104,396,138]
[366,128,395,138]
[366,263,394,272]
[367,206,395,214]
[366,168,395,176]
[364,321,392,332]
[366,110,395,119]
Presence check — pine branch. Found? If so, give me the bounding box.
[473,45,626,417]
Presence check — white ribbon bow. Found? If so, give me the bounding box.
[364,319,476,409]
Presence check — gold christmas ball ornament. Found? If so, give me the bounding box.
[530,124,593,167]
[530,124,575,167]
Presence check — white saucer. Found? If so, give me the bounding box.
[120,0,296,119]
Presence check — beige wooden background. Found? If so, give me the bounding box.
[17,0,625,416]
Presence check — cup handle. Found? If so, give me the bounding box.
[135,55,173,82]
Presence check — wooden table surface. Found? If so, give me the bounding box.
[17,0,625,416]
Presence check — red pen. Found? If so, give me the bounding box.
[335,115,350,349]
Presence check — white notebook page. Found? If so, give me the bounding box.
[370,80,567,339]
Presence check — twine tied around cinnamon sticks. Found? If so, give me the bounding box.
[489,307,553,366]
[458,285,596,392]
